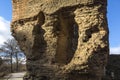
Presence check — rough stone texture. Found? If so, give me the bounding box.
[11,0,109,80]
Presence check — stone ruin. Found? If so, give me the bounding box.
[11,0,109,80]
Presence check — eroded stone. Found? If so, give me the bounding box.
[11,0,109,80]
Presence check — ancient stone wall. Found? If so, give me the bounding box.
[11,0,109,80]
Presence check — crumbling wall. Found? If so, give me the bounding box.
[11,0,109,80]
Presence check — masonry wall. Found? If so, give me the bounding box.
[11,0,109,80]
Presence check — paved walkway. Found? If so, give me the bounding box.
[3,72,26,80]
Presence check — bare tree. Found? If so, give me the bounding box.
[0,38,22,72]
[0,57,2,65]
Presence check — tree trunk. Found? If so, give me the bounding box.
[15,53,19,72]
[10,52,13,73]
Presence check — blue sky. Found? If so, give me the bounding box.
[0,0,12,21]
[0,0,120,54]
[108,0,120,47]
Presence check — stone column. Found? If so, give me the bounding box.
[64,1,109,80]
[11,0,109,80]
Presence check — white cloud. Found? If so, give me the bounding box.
[110,46,120,54]
[0,16,12,45]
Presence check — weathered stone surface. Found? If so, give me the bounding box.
[11,0,109,80]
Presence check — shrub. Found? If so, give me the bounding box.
[0,58,10,77]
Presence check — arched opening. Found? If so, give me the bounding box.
[55,11,79,64]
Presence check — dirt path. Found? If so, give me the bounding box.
[3,72,26,80]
